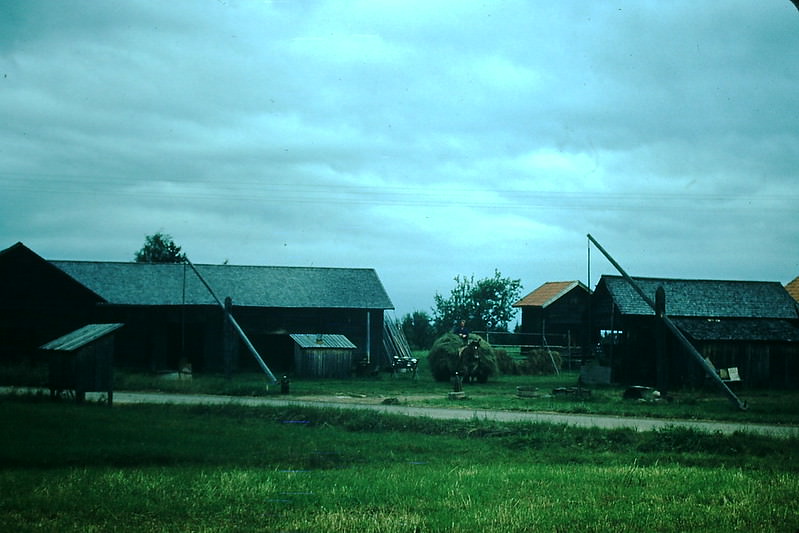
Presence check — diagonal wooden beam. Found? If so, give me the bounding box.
[185,259,277,384]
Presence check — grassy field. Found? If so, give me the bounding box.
[1,397,798,532]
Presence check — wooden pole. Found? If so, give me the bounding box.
[655,286,668,392]
[185,259,277,384]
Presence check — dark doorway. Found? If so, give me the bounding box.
[167,322,205,372]
[243,334,294,373]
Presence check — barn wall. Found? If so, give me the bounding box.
[54,303,387,375]
[233,306,384,370]
[595,313,799,389]
[519,307,543,335]
[698,341,799,389]
[545,290,590,351]
[84,305,223,373]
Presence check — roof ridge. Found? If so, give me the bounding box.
[49,259,377,272]
[514,280,589,308]
[601,274,784,285]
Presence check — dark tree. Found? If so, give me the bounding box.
[134,232,187,263]
[432,269,522,334]
[401,310,436,350]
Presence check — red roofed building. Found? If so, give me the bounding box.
[513,281,591,351]
[786,276,799,305]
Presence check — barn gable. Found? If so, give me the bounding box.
[0,243,107,361]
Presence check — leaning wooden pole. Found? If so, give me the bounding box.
[586,234,747,410]
[185,259,277,384]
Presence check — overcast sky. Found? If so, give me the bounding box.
[1,1,797,319]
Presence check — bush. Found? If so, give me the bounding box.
[518,348,562,375]
[494,349,520,375]
[493,348,562,376]
[427,333,499,383]
[0,362,49,387]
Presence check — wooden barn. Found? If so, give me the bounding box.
[591,275,799,389]
[0,242,394,376]
[513,281,591,350]
[290,333,356,378]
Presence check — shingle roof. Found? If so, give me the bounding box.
[600,275,798,319]
[513,281,589,308]
[50,261,394,310]
[40,323,124,351]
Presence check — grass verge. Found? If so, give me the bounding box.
[1,398,798,532]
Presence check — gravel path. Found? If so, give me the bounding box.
[4,387,797,439]
[95,390,799,439]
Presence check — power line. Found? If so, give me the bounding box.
[0,171,794,212]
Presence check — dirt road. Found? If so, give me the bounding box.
[86,390,799,439]
[3,387,796,438]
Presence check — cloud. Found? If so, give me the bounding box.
[1,0,797,318]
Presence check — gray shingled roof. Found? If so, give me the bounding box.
[50,261,394,310]
[40,323,124,351]
[600,275,799,319]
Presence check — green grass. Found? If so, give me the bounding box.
[1,399,798,532]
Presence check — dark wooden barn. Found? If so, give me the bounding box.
[0,242,394,376]
[513,281,591,350]
[591,275,799,389]
[0,243,105,362]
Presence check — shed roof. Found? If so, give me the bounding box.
[598,275,798,319]
[290,333,357,349]
[513,281,589,308]
[40,323,124,352]
[50,260,394,310]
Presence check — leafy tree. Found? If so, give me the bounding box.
[134,232,187,263]
[401,310,436,350]
[432,269,522,334]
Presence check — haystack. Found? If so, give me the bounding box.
[427,332,498,383]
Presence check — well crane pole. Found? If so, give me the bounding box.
[185,258,277,384]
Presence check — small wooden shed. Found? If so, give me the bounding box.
[41,323,123,404]
[290,333,356,378]
[513,281,591,357]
